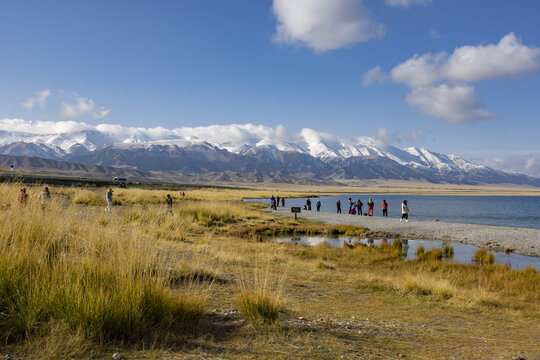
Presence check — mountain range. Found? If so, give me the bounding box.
[0,122,538,186]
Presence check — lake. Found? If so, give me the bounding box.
[247,195,540,229]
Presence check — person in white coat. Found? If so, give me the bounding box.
[401,200,409,222]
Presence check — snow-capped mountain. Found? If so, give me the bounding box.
[0,119,537,185]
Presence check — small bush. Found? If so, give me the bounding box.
[474,248,495,265]
[415,245,425,257]
[416,248,442,262]
[442,244,454,258]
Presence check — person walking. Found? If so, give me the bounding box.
[277,196,280,207]
[347,198,353,214]
[316,199,321,212]
[401,200,409,222]
[105,188,113,212]
[356,199,363,215]
[166,194,173,212]
[18,188,28,208]
[306,198,311,211]
[281,197,285,207]
[39,186,51,210]
[382,200,388,217]
[336,200,341,213]
[271,198,277,211]
[367,198,374,216]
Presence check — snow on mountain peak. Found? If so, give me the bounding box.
[0,118,488,174]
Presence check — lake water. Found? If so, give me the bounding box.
[247,195,540,229]
[274,236,540,271]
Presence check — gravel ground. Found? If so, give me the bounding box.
[270,207,540,257]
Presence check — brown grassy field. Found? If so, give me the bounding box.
[1,184,539,359]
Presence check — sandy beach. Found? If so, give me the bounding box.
[269,207,540,257]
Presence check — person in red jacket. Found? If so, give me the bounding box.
[367,198,374,216]
[382,200,388,217]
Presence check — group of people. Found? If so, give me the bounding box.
[17,186,51,209]
[335,198,409,221]
[301,197,322,211]
[270,195,285,210]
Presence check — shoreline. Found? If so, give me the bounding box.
[267,207,540,258]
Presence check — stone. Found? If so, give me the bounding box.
[112,353,123,360]
[317,345,324,349]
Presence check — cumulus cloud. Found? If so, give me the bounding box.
[377,33,540,122]
[386,0,432,7]
[362,66,388,86]
[406,84,495,123]
[58,95,110,119]
[443,33,540,82]
[22,89,51,110]
[271,0,385,52]
[391,52,446,88]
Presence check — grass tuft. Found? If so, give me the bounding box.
[474,248,495,265]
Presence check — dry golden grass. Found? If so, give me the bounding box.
[1,182,539,359]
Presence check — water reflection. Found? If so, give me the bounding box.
[273,236,540,272]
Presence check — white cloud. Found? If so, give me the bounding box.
[22,89,51,110]
[391,33,540,87]
[362,66,387,86]
[376,127,423,144]
[271,0,385,52]
[386,0,432,7]
[443,33,540,83]
[384,33,540,122]
[58,94,110,119]
[391,52,446,87]
[94,106,110,119]
[406,84,494,123]
[466,150,540,178]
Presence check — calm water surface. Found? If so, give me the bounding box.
[247,195,540,229]
[274,236,540,271]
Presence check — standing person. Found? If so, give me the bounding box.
[306,198,312,211]
[166,194,173,212]
[276,195,280,207]
[281,197,285,207]
[316,199,321,212]
[336,200,341,213]
[105,188,113,212]
[18,188,28,208]
[270,195,275,206]
[271,198,277,211]
[401,200,409,222]
[347,198,353,214]
[39,186,51,210]
[382,200,388,218]
[356,199,363,215]
[367,198,374,216]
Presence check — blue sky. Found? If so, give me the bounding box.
[1,0,539,175]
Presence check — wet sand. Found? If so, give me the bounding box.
[270,207,540,257]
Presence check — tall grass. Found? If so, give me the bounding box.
[0,183,205,345]
[237,265,284,325]
[474,248,495,265]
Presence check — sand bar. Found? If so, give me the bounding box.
[269,207,540,258]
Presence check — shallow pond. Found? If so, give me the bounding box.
[274,236,540,272]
